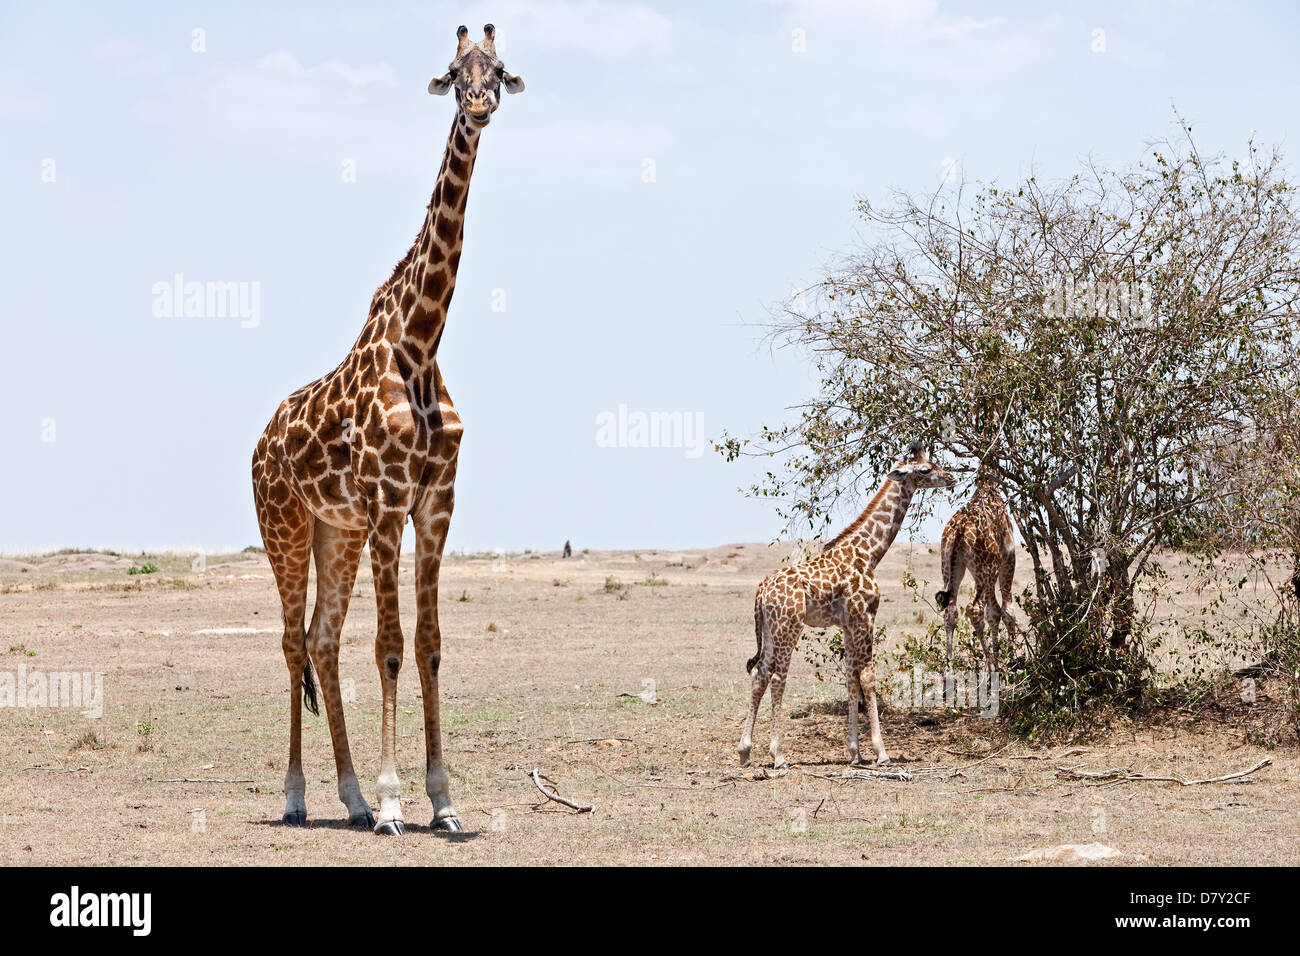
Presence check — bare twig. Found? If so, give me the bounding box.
[951,742,1012,771]
[563,737,632,746]
[153,777,253,784]
[529,769,593,813]
[1055,757,1272,787]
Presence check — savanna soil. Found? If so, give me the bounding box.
[0,543,1294,865]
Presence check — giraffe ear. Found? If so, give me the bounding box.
[502,71,525,94]
[428,73,454,95]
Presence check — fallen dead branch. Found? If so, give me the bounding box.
[25,765,91,774]
[153,777,253,784]
[1055,757,1272,788]
[721,767,791,783]
[529,769,594,813]
[804,767,915,782]
[1009,747,1087,761]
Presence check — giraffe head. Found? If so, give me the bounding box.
[427,24,525,127]
[887,441,956,491]
[974,461,1001,488]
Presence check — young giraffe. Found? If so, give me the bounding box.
[251,25,523,836]
[934,465,1019,672]
[739,444,955,768]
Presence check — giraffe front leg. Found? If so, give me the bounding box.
[844,633,864,765]
[414,492,462,833]
[369,511,408,836]
[282,639,308,827]
[860,619,889,765]
[968,593,992,681]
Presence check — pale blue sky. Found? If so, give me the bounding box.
[3,0,1297,554]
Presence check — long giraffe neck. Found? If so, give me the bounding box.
[366,111,482,368]
[829,478,915,571]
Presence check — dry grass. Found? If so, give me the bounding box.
[0,543,1295,866]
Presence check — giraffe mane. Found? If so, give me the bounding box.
[822,480,893,549]
[369,226,423,314]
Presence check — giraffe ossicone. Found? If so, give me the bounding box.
[251,23,524,836]
[738,443,956,769]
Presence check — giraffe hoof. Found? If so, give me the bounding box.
[432,816,464,833]
[348,810,376,829]
[281,810,307,827]
[774,761,791,771]
[374,820,406,837]
[877,758,893,767]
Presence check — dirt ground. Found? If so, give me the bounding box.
[1,541,1295,866]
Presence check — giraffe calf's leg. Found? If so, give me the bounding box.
[966,594,989,675]
[767,669,788,769]
[844,636,864,765]
[863,658,889,765]
[944,602,958,666]
[983,599,1002,675]
[739,661,770,767]
[739,603,773,767]
[767,638,797,769]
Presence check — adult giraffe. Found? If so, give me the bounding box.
[739,443,955,769]
[252,24,523,836]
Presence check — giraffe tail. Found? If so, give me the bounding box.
[301,658,319,716]
[935,534,955,610]
[746,600,764,673]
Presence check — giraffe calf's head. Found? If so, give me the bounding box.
[887,442,957,491]
[428,24,525,127]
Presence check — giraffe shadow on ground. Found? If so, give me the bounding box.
[758,756,922,768]
[251,818,481,841]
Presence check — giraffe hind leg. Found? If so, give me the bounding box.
[254,456,314,827]
[943,552,967,664]
[307,521,373,828]
[767,621,801,769]
[739,603,773,767]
